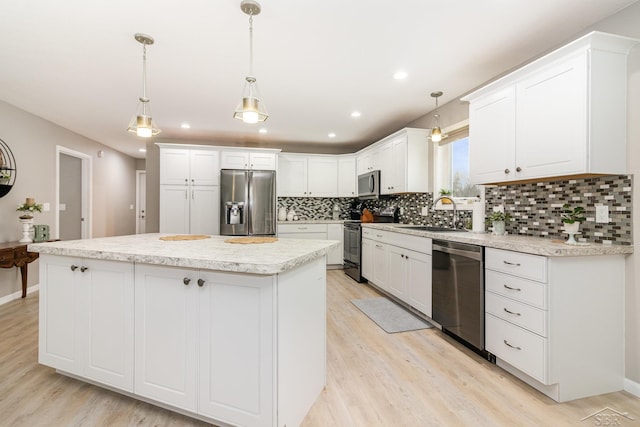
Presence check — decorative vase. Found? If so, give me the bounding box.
[19,218,34,243]
[492,220,505,235]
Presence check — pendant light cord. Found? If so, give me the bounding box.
[248,12,254,76]
[141,43,148,103]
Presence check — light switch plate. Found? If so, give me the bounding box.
[596,205,609,223]
[43,202,50,212]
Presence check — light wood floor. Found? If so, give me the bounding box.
[2,271,639,426]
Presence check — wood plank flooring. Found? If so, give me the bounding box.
[1,270,639,426]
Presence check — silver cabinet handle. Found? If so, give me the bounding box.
[504,284,522,291]
[504,168,510,174]
[80,266,88,273]
[503,260,521,267]
[504,340,521,350]
[375,244,383,248]
[197,278,205,287]
[183,278,191,286]
[376,234,383,238]
[70,265,78,271]
[503,307,521,316]
[298,227,308,230]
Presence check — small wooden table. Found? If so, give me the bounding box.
[0,241,39,298]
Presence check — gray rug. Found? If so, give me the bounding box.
[351,297,434,333]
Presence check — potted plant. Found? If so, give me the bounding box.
[487,211,511,235]
[439,189,453,204]
[16,198,43,219]
[560,203,586,234]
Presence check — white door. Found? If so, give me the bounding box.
[221,151,250,169]
[190,186,220,235]
[249,152,277,170]
[386,246,406,299]
[326,224,343,265]
[278,155,307,197]
[190,149,220,186]
[372,242,388,291]
[391,138,407,193]
[160,148,190,185]
[136,170,146,234]
[337,157,356,197]
[307,157,338,197]
[159,185,190,234]
[134,264,198,411]
[198,271,274,426]
[82,259,134,392]
[361,239,373,280]
[377,143,393,195]
[405,250,432,317]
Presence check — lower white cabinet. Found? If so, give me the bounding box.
[278,223,343,267]
[39,255,134,392]
[485,248,625,402]
[361,227,432,317]
[160,184,220,235]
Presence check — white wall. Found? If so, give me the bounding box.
[0,100,138,299]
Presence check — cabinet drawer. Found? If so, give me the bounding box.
[367,229,393,244]
[486,292,547,337]
[486,248,547,282]
[486,314,547,383]
[485,270,547,309]
[277,223,327,234]
[387,233,431,255]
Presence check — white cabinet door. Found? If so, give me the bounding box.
[357,151,374,175]
[190,186,219,235]
[221,151,250,169]
[160,149,191,185]
[371,242,388,291]
[391,137,408,193]
[327,224,343,265]
[378,143,393,195]
[338,157,356,197]
[278,155,308,197]
[515,53,587,179]
[159,185,190,234]
[189,149,219,186]
[405,249,432,317]
[386,245,405,298]
[307,157,338,197]
[39,255,134,392]
[249,152,277,170]
[134,264,198,411]
[198,271,274,426]
[469,87,517,184]
[361,238,373,280]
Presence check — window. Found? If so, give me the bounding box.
[434,124,478,198]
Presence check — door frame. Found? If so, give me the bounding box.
[135,170,146,234]
[56,146,92,240]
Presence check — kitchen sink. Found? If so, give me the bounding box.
[394,226,467,232]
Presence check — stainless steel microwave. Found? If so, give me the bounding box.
[357,170,381,199]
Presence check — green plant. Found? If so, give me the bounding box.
[560,204,586,224]
[487,211,511,222]
[439,189,452,196]
[16,202,43,214]
[0,170,10,180]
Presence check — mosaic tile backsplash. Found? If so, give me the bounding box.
[279,174,633,245]
[484,175,633,245]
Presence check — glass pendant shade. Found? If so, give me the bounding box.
[429,91,444,142]
[128,98,161,137]
[233,76,268,123]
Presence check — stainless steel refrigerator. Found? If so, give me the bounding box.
[220,169,276,236]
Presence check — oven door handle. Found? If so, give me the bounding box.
[432,244,483,261]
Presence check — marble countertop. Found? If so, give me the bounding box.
[362,224,634,257]
[28,234,339,275]
[278,220,346,224]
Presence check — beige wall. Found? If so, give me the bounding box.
[0,100,138,299]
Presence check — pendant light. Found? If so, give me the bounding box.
[234,0,268,123]
[127,33,161,137]
[430,91,443,143]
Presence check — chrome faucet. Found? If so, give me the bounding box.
[432,196,458,228]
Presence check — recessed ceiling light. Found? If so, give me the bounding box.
[393,71,408,80]
[139,148,147,153]
[180,123,191,129]
[259,128,268,134]
[328,133,336,138]
[351,111,361,118]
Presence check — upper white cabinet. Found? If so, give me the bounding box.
[375,128,431,195]
[463,31,638,184]
[337,156,356,197]
[220,150,277,170]
[160,147,220,186]
[278,154,338,197]
[356,149,379,175]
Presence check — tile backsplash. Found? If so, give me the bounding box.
[279,174,633,245]
[484,174,633,245]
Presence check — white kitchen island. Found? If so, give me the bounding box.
[29,234,338,427]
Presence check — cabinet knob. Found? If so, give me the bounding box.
[183,278,191,286]
[504,168,510,174]
[516,166,522,172]
[80,266,88,272]
[70,265,78,271]
[401,254,404,258]
[197,278,205,287]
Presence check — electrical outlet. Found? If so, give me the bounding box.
[43,202,50,212]
[421,206,429,216]
[493,205,505,213]
[595,205,609,223]
[399,207,404,216]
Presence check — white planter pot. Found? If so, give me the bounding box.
[563,222,580,234]
[492,221,505,235]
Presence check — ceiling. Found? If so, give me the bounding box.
[1,0,638,159]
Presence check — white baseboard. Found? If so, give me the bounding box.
[0,284,39,306]
[624,377,640,398]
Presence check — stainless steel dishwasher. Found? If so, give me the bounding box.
[431,240,485,355]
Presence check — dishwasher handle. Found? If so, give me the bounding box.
[432,243,483,261]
